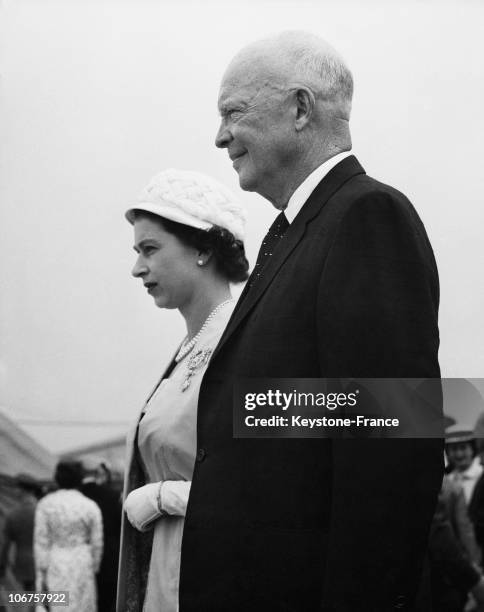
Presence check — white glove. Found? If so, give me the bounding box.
[161,481,191,516]
[124,482,163,532]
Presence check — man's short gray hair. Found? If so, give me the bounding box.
[271,31,353,119]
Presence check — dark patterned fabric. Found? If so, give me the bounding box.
[249,212,289,287]
[232,212,289,316]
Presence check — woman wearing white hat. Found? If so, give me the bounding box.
[117,169,248,612]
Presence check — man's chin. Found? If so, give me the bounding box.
[236,170,257,193]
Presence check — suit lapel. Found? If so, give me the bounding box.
[211,155,366,361]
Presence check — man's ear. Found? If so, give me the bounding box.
[294,87,315,131]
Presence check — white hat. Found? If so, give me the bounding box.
[444,424,475,445]
[126,168,246,241]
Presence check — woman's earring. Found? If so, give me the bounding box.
[197,259,204,266]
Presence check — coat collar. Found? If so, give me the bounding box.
[210,155,366,362]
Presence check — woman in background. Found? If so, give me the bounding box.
[117,169,248,612]
[34,460,103,612]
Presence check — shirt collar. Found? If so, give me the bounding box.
[284,151,353,224]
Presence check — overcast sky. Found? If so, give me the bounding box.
[1,0,484,453]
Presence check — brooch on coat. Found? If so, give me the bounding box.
[182,348,212,391]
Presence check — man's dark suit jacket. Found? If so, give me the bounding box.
[81,482,121,612]
[179,156,443,611]
[0,500,36,587]
[468,472,484,553]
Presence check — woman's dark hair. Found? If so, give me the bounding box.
[134,210,249,283]
[54,460,83,489]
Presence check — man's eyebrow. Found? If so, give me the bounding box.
[218,102,231,115]
[219,100,246,116]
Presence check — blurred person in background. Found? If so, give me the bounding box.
[34,460,103,612]
[446,428,483,505]
[117,169,248,612]
[81,459,121,612]
[0,474,41,593]
[421,489,484,612]
[440,474,481,567]
[444,424,484,610]
[468,415,484,562]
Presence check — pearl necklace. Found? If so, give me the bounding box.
[175,299,233,363]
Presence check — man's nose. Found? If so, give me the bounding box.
[215,121,231,149]
[132,257,148,278]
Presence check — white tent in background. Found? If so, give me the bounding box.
[59,434,126,479]
[0,408,56,480]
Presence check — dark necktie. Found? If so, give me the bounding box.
[231,212,289,315]
[248,211,290,288]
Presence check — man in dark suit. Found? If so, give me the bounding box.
[81,460,121,612]
[178,31,443,611]
[0,475,40,592]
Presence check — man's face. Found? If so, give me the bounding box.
[446,442,474,472]
[216,61,295,204]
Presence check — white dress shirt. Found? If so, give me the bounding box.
[284,150,353,224]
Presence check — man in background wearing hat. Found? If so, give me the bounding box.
[468,415,484,565]
[177,31,443,611]
[446,427,483,505]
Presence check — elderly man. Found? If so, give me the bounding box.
[178,32,443,611]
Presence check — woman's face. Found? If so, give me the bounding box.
[132,216,200,310]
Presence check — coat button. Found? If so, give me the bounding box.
[196,448,207,462]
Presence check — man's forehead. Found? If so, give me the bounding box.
[217,73,256,111]
[217,85,248,111]
[218,50,290,107]
[218,72,284,111]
